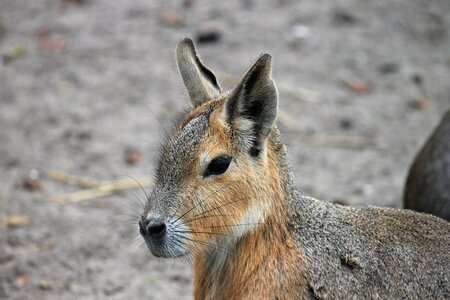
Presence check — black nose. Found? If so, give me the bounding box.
[146,221,166,239]
[140,216,166,239]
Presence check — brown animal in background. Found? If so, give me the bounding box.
[139,38,450,299]
[404,109,450,221]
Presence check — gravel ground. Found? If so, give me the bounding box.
[0,0,449,299]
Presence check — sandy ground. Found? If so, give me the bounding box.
[0,0,449,299]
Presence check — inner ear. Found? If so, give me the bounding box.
[226,54,278,157]
[176,38,221,107]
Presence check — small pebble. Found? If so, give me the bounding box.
[125,149,143,165]
[333,9,356,25]
[38,280,53,290]
[22,179,42,191]
[28,169,39,180]
[196,21,222,44]
[411,74,423,86]
[408,96,428,110]
[160,9,184,28]
[14,274,27,287]
[183,0,193,8]
[378,62,399,74]
[291,24,311,40]
[6,158,20,168]
[77,130,92,140]
[343,79,370,94]
[339,118,354,130]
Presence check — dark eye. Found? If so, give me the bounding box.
[204,156,232,177]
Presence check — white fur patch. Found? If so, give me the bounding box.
[199,151,209,166]
[233,199,269,238]
[203,199,269,290]
[234,118,256,149]
[166,217,191,257]
[198,199,270,296]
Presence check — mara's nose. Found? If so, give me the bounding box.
[140,215,166,239]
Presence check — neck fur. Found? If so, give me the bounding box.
[193,127,307,299]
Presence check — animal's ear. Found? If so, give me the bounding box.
[176,38,221,107]
[225,54,278,157]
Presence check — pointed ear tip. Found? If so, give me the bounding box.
[179,37,194,46]
[260,53,272,63]
[177,38,195,55]
[256,53,272,70]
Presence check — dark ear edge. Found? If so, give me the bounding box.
[176,38,221,106]
[226,54,278,157]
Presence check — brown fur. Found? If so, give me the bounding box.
[140,38,450,299]
[193,135,310,300]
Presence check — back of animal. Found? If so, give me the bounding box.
[404,109,450,220]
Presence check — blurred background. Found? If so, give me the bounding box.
[0,0,449,299]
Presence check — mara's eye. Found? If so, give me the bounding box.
[204,156,232,177]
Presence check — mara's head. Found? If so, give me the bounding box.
[139,38,286,258]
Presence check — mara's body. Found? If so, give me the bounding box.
[196,198,450,299]
[291,197,449,299]
[404,109,450,221]
[139,38,450,299]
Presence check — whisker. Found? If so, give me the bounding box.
[172,230,232,237]
[119,210,141,219]
[181,213,242,225]
[116,190,145,211]
[171,235,190,257]
[169,189,192,221]
[171,235,195,266]
[184,195,247,222]
[119,174,151,202]
[125,190,146,210]
[172,181,238,224]
[167,239,175,258]
[130,239,147,258]
[170,184,222,222]
[201,222,273,229]
[174,188,281,227]
[178,235,232,254]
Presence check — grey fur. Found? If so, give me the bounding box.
[176,38,221,107]
[143,39,450,298]
[274,127,450,299]
[404,109,450,221]
[149,103,218,215]
[290,196,449,299]
[226,54,278,146]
